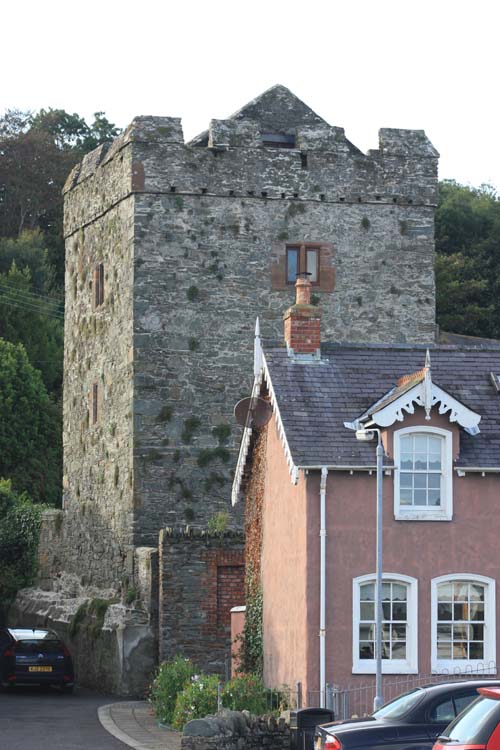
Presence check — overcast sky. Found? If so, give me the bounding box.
[2,0,499,190]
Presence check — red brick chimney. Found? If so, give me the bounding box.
[283,275,322,355]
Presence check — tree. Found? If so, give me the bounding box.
[0,479,44,624]
[0,107,120,283]
[435,181,500,339]
[0,339,61,505]
[0,232,63,395]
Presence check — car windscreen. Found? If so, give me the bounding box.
[373,689,424,720]
[15,639,63,654]
[440,697,498,744]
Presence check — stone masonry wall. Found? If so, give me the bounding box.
[129,106,438,543]
[63,161,135,586]
[62,85,439,572]
[182,711,290,750]
[159,529,244,673]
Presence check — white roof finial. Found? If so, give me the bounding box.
[254,317,263,377]
[423,349,433,419]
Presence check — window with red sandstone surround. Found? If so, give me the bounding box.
[286,245,319,284]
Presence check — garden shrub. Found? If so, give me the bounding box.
[221,673,269,715]
[172,673,219,729]
[149,656,196,726]
[0,479,44,624]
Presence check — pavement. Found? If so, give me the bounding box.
[98,701,182,750]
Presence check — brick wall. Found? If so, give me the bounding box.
[159,528,245,673]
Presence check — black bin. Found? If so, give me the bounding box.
[290,708,334,750]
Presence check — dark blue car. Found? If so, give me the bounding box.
[315,680,500,750]
[0,627,75,692]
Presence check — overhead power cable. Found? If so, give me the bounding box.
[0,293,65,320]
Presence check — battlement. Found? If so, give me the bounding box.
[63,86,438,238]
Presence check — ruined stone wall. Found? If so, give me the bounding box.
[63,145,135,587]
[159,529,245,674]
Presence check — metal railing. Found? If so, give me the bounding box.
[330,663,499,719]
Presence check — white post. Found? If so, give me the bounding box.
[320,467,328,708]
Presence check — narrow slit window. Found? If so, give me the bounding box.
[92,382,99,425]
[93,263,104,308]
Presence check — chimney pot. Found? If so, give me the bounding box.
[283,276,322,356]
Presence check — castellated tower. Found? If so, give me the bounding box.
[61,85,438,592]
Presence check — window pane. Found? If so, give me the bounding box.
[429,456,442,470]
[428,437,441,454]
[360,602,374,621]
[401,454,413,470]
[437,642,452,659]
[431,699,454,723]
[400,474,412,488]
[438,602,452,620]
[454,582,469,601]
[400,436,412,451]
[414,474,427,489]
[392,584,407,601]
[471,624,484,640]
[360,642,374,659]
[414,490,426,505]
[306,249,318,282]
[382,602,391,619]
[392,602,407,621]
[428,490,441,506]
[382,642,391,659]
[438,582,452,600]
[453,642,468,659]
[415,454,427,470]
[360,624,375,640]
[470,584,485,602]
[453,624,469,640]
[469,642,484,659]
[414,435,427,453]
[437,624,452,640]
[391,624,406,640]
[382,582,391,600]
[286,248,299,283]
[428,474,441,488]
[454,603,469,621]
[392,641,406,659]
[471,603,484,621]
[360,583,375,601]
[400,489,412,505]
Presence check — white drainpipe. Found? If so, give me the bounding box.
[319,466,328,708]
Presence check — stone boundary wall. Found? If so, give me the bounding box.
[159,528,245,673]
[182,710,290,750]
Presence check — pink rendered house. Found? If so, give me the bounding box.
[232,277,500,707]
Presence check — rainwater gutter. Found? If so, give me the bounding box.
[319,466,328,708]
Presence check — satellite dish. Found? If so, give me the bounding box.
[234,397,272,429]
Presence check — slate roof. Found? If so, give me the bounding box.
[262,341,500,469]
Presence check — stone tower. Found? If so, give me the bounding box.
[61,85,439,591]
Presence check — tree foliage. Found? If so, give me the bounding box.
[0,339,61,505]
[0,107,120,282]
[0,479,44,624]
[0,232,63,394]
[435,181,500,338]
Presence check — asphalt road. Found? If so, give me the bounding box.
[0,685,128,750]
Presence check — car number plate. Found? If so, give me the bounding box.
[315,738,322,750]
[28,666,52,672]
